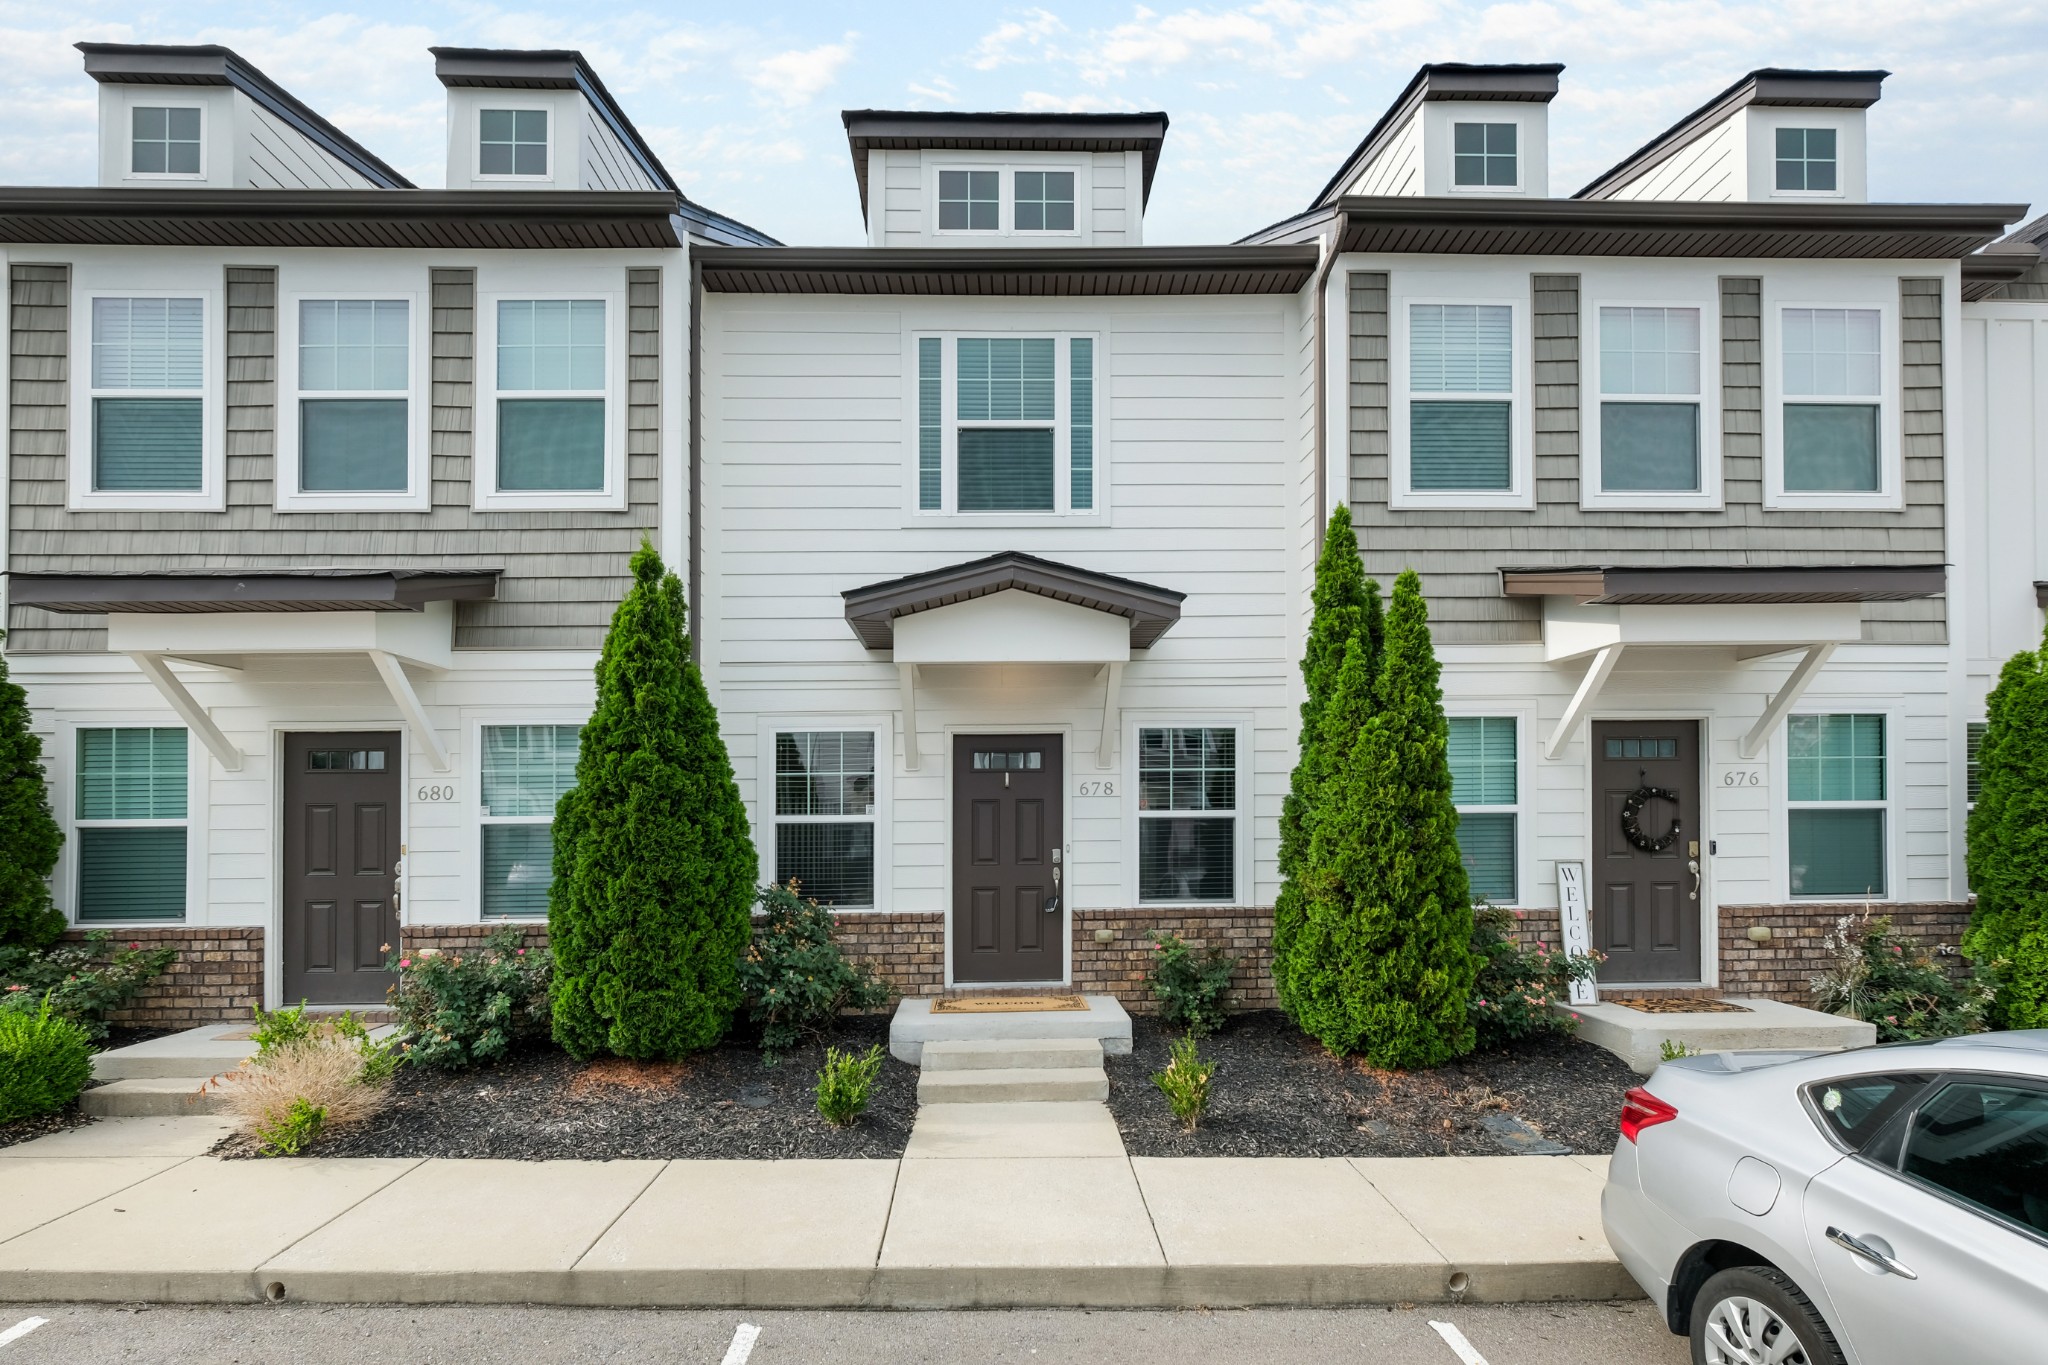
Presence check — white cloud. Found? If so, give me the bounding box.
[747,37,856,106]
[967,9,1067,70]
[908,76,961,104]
[1018,90,1142,112]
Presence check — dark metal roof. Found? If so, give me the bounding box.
[7,569,501,615]
[1243,196,2024,260]
[431,47,679,197]
[842,551,1185,652]
[1576,68,1888,201]
[1964,243,2043,300]
[1311,63,1564,209]
[696,244,1318,296]
[76,42,414,189]
[1499,564,1945,605]
[841,110,1170,222]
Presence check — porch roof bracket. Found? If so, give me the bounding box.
[125,651,244,771]
[1097,661,1124,770]
[1545,644,1623,761]
[370,649,451,773]
[899,663,920,771]
[1739,642,1836,760]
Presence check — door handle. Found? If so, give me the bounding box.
[1687,858,1700,902]
[1046,863,1061,913]
[1825,1226,1918,1280]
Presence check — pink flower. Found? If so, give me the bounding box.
[399,958,413,969]
[516,949,527,957]
[128,941,140,950]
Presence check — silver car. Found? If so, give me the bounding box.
[1603,1031,2048,1364]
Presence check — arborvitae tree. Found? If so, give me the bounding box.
[0,633,64,950]
[549,543,758,1059]
[1965,627,2048,1026]
[1273,507,1380,1018]
[1283,570,1477,1067]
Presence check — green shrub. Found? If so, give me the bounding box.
[1812,913,1994,1042]
[0,634,64,951]
[1966,629,2048,1026]
[388,927,551,1069]
[550,542,758,1061]
[0,931,178,1040]
[248,1000,318,1060]
[739,882,891,1055]
[1147,932,1238,1038]
[1468,905,1602,1049]
[0,994,94,1122]
[253,1097,326,1157]
[1659,1039,1702,1061]
[1152,1034,1215,1131]
[814,1044,886,1126]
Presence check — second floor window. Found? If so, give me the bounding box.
[1598,306,1702,493]
[298,299,409,493]
[132,106,201,175]
[1453,122,1517,188]
[1782,307,1881,492]
[480,109,549,176]
[1775,128,1837,193]
[1014,172,1075,231]
[496,299,605,491]
[90,297,204,492]
[938,170,1000,231]
[916,334,1096,514]
[1408,303,1513,492]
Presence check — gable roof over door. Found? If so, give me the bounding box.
[841,551,1184,652]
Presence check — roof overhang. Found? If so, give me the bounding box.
[1500,564,1946,605]
[696,244,1318,296]
[1964,243,2043,301]
[1245,197,2025,260]
[7,568,501,615]
[431,47,679,196]
[1312,63,1564,208]
[841,552,1184,656]
[841,111,1169,222]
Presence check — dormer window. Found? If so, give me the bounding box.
[1452,122,1517,189]
[1775,128,1837,193]
[131,107,201,176]
[1014,172,1075,232]
[938,170,1000,231]
[479,109,549,177]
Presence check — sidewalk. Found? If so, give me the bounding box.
[0,1114,1636,1309]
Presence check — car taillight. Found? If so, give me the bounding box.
[1620,1087,1678,1143]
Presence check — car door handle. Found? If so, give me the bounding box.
[1826,1226,1918,1280]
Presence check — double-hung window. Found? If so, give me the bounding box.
[75,728,188,923]
[1775,128,1837,193]
[1405,302,1516,496]
[1452,122,1517,188]
[1595,306,1707,500]
[1137,728,1237,904]
[915,334,1097,515]
[479,109,549,177]
[131,106,202,176]
[482,297,614,505]
[83,295,210,504]
[479,725,580,918]
[773,731,877,907]
[1448,717,1517,903]
[1780,306,1884,495]
[1966,721,1988,805]
[1788,714,1887,898]
[290,298,414,500]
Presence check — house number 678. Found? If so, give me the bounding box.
[1077,781,1116,797]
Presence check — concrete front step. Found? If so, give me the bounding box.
[889,995,1132,1065]
[1563,996,1877,1075]
[92,1023,257,1082]
[916,1067,1110,1104]
[80,1077,230,1118]
[920,1038,1104,1072]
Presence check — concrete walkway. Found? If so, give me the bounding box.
[0,1115,1635,1309]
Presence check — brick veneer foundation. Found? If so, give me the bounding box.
[401,922,550,959]
[59,926,264,1029]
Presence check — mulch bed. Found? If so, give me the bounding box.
[217,1016,916,1161]
[1106,1012,1636,1158]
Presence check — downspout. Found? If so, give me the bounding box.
[1311,226,1341,556]
[688,254,703,664]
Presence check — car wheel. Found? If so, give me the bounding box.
[1690,1265,1846,1365]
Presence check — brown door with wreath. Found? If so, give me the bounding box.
[1591,720,1701,983]
[952,734,1064,984]
[282,732,401,1005]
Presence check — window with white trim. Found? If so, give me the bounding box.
[494,298,606,492]
[773,731,876,907]
[1137,728,1236,904]
[1448,717,1517,903]
[1452,122,1517,188]
[1775,128,1837,193]
[89,297,205,493]
[479,724,580,918]
[1407,303,1514,492]
[937,170,999,231]
[480,109,549,177]
[1788,714,1886,898]
[914,334,1097,514]
[75,728,187,923]
[1781,307,1882,493]
[1014,171,1075,231]
[131,106,201,176]
[294,299,411,494]
[1598,306,1703,494]
[1966,720,1987,806]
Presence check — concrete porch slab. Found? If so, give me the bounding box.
[263,1158,665,1303]
[80,1076,228,1118]
[0,1116,233,1159]
[574,1159,899,1306]
[90,1024,257,1082]
[1563,997,1875,1075]
[889,996,1132,1065]
[903,1102,1126,1159]
[0,1157,188,1244]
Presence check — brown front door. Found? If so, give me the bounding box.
[1591,720,1702,983]
[952,734,1064,984]
[282,732,401,1005]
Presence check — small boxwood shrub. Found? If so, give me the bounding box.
[815,1044,886,1126]
[0,994,95,1123]
[1146,931,1237,1038]
[739,882,891,1055]
[1152,1034,1215,1131]
[387,926,551,1069]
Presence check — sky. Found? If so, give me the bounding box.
[2,0,2044,245]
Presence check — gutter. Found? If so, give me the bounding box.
[1311,228,1340,556]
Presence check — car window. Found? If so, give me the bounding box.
[1902,1080,2048,1237]
[1805,1073,1934,1152]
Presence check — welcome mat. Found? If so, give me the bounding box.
[931,994,1088,1014]
[1606,997,1751,1015]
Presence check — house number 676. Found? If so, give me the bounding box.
[1077,780,1116,797]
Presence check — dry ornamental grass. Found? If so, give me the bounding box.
[217,1035,390,1142]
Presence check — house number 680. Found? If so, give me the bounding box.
[1077,781,1116,797]
[415,784,457,802]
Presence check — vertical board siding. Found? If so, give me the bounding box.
[1346,270,1948,645]
[5,264,660,654]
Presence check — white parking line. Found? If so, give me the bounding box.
[720,1322,761,1365]
[1429,1320,1489,1365]
[0,1318,48,1349]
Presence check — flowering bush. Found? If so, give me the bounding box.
[1468,904,1602,1049]
[1146,932,1238,1038]
[0,931,177,1040]
[739,882,891,1056]
[1812,912,1993,1042]
[385,926,552,1069]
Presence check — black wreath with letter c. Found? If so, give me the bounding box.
[1620,783,1683,853]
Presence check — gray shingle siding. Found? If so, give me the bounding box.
[1346,270,1948,645]
[6,263,662,653]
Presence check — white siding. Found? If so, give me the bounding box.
[581,110,661,192]
[1607,118,1739,202]
[235,96,378,190]
[879,150,924,245]
[1348,113,1422,197]
[1091,152,1131,244]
